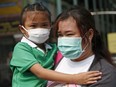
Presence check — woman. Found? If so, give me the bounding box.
[47,6,116,87]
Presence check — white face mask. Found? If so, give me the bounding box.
[22,26,50,44]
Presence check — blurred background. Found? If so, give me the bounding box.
[0,0,116,87]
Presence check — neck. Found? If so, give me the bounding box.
[37,43,46,52]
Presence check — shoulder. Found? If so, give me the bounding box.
[13,42,32,53]
[100,58,116,73]
[90,55,115,69]
[91,57,116,72]
[88,57,116,87]
[14,42,31,49]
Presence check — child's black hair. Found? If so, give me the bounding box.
[20,2,51,25]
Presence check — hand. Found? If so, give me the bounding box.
[73,71,102,85]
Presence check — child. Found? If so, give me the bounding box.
[10,3,101,87]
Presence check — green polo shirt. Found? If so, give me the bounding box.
[10,41,57,87]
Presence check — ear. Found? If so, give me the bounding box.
[88,28,94,41]
[18,25,25,34]
[18,25,29,37]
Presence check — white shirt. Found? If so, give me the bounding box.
[47,55,95,87]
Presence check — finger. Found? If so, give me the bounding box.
[87,71,102,74]
[89,76,101,81]
[88,72,102,77]
[86,80,97,84]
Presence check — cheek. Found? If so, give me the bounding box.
[47,24,51,28]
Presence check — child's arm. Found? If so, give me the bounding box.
[30,63,101,85]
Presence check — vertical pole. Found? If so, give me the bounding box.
[84,0,89,9]
[111,9,115,32]
[105,0,110,33]
[99,0,105,33]
[56,0,62,15]
[104,0,111,46]
[93,0,99,32]
[99,0,107,45]
[73,0,78,5]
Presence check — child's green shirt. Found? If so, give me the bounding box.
[10,38,57,87]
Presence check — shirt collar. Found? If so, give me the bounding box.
[21,37,52,50]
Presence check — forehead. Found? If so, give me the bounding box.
[24,11,50,23]
[58,17,80,34]
[59,17,76,26]
[58,17,78,31]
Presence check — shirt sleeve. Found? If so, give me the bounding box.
[10,42,38,73]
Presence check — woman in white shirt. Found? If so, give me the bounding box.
[47,6,116,87]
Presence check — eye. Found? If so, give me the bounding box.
[66,33,74,36]
[41,23,50,28]
[29,24,37,29]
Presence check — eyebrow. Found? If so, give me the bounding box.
[58,29,74,34]
[30,21,49,24]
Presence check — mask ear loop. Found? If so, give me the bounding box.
[82,42,89,52]
[21,26,29,38]
[21,26,28,32]
[81,32,90,53]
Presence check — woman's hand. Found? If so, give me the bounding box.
[73,71,102,85]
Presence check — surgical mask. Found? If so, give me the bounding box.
[58,37,87,59]
[22,26,50,44]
